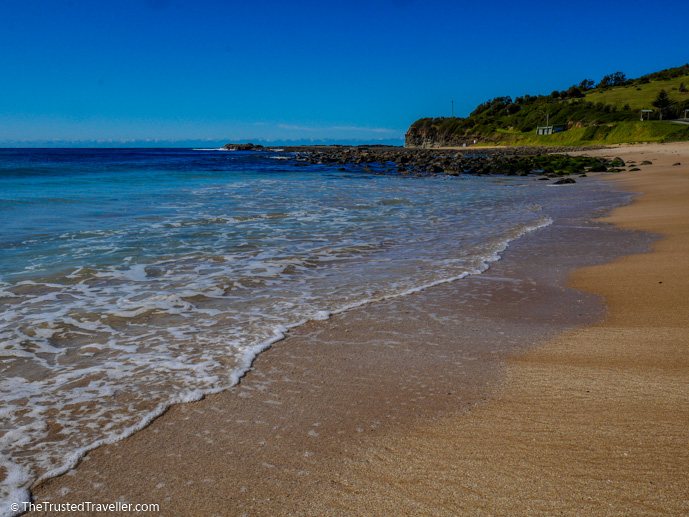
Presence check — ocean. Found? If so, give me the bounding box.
[0,148,629,512]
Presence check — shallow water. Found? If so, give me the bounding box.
[0,148,632,512]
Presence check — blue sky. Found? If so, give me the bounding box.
[1,0,687,146]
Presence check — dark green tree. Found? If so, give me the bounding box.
[566,85,584,98]
[597,71,627,89]
[651,89,675,120]
[612,71,627,86]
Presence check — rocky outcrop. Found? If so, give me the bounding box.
[265,145,613,182]
[405,123,479,149]
[406,125,451,148]
[223,143,265,151]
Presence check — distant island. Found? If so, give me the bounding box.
[406,64,689,148]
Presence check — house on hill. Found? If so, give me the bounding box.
[536,125,567,135]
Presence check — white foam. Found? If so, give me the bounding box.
[0,457,32,517]
[38,217,553,496]
[1,169,563,508]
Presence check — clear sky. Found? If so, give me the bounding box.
[1,0,687,146]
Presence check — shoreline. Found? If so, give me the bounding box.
[24,143,684,515]
[13,215,555,513]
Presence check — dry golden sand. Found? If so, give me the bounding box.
[29,143,688,516]
[305,143,689,515]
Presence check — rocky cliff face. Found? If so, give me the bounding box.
[405,124,476,148]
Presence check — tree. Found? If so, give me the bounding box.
[597,75,613,88]
[612,71,627,86]
[579,79,594,90]
[597,71,627,89]
[567,85,584,98]
[651,89,675,120]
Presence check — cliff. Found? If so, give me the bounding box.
[405,120,479,148]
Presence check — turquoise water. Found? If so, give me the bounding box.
[1,148,583,510]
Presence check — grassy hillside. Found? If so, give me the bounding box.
[494,121,689,147]
[585,75,689,110]
[407,64,689,147]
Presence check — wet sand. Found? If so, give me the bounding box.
[300,143,689,515]
[29,143,688,516]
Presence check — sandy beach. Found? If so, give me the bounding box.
[300,143,689,516]
[28,143,688,516]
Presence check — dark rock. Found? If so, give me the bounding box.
[610,157,626,167]
[553,178,576,185]
[253,145,615,181]
[588,163,607,172]
[223,143,264,151]
[672,162,681,166]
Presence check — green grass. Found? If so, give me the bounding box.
[585,75,689,111]
[494,128,522,135]
[485,121,689,147]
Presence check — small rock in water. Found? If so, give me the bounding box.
[553,177,576,185]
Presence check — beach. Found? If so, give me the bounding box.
[26,143,688,516]
[300,142,689,515]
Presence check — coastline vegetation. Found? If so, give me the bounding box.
[408,64,689,147]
